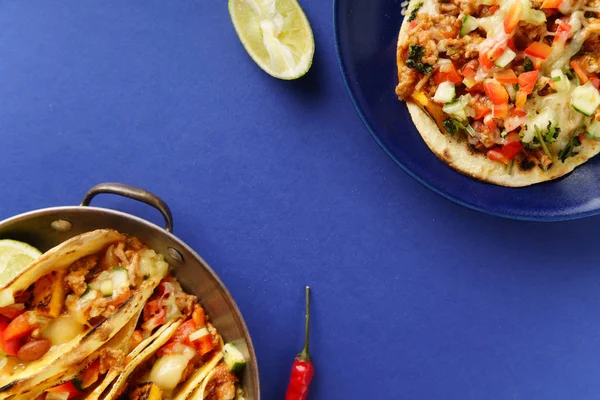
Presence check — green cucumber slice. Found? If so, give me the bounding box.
[571,82,600,116]
[223,343,246,373]
[460,15,478,37]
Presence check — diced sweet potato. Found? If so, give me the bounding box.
[129,382,163,400]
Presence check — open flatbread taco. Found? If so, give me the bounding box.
[396,0,600,186]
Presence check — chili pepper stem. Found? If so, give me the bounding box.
[298,285,311,362]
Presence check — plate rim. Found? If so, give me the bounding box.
[332,0,600,222]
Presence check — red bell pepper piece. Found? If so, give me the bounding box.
[483,80,509,118]
[571,60,590,84]
[524,42,553,60]
[541,0,563,8]
[518,71,539,94]
[0,305,25,320]
[4,312,39,342]
[487,141,524,165]
[81,360,101,389]
[494,69,519,84]
[504,1,523,34]
[433,62,462,85]
[47,381,82,399]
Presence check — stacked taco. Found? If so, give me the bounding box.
[0,229,246,400]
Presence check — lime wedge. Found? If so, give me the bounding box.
[0,240,41,286]
[228,0,315,80]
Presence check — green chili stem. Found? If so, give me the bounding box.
[298,286,311,361]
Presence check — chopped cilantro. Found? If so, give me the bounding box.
[443,118,465,134]
[406,44,433,75]
[564,68,576,80]
[408,44,425,60]
[559,132,582,162]
[407,3,423,22]
[523,57,533,72]
[545,122,560,144]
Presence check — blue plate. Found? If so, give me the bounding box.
[333,0,600,221]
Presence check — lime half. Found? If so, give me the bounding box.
[0,240,41,286]
[229,0,315,80]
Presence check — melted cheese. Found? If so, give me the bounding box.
[524,87,585,150]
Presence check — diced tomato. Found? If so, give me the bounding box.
[81,360,101,389]
[524,42,553,60]
[541,0,563,8]
[484,114,498,133]
[483,80,509,118]
[479,52,495,73]
[490,5,499,13]
[409,21,417,30]
[433,62,462,85]
[487,141,524,164]
[4,313,38,342]
[487,149,508,163]
[488,42,507,61]
[494,69,519,84]
[571,60,590,84]
[157,341,179,356]
[506,38,516,52]
[503,141,524,159]
[0,317,18,357]
[144,299,162,317]
[47,382,82,399]
[518,71,539,94]
[590,76,600,89]
[192,334,214,356]
[171,319,197,344]
[553,20,572,44]
[112,287,131,307]
[504,0,523,34]
[505,132,522,143]
[3,339,20,357]
[472,97,492,120]
[0,305,25,320]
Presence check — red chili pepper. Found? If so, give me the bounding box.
[285,286,314,400]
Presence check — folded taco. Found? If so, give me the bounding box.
[0,229,170,396]
[100,280,246,400]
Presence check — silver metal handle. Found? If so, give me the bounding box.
[81,183,174,232]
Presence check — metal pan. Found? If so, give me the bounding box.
[0,182,259,399]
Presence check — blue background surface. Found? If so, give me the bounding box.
[2,1,600,399]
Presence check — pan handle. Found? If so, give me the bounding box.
[80,183,174,232]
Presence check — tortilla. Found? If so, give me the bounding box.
[0,278,160,396]
[396,0,600,187]
[0,229,169,397]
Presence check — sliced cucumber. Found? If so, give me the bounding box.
[110,268,130,293]
[442,95,471,122]
[460,15,478,37]
[494,48,516,68]
[223,343,246,373]
[551,69,570,92]
[100,280,113,297]
[571,82,600,116]
[433,81,456,104]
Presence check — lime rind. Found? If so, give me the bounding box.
[0,240,42,286]
[229,0,315,80]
